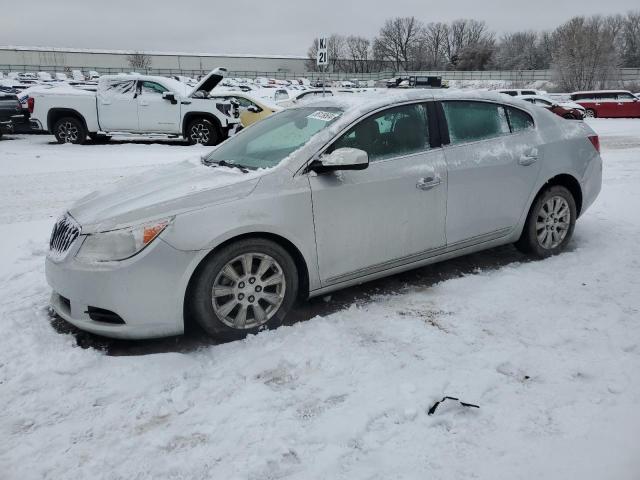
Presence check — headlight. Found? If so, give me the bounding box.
[75,218,171,262]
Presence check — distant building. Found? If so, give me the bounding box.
[0,45,308,76]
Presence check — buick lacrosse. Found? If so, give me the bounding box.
[46,90,602,340]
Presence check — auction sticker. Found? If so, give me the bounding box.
[307,111,341,122]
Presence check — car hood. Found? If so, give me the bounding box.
[69,157,263,233]
[187,68,227,98]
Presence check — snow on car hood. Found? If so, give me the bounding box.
[69,157,263,233]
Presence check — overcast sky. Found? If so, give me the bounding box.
[2,0,637,56]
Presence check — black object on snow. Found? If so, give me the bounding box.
[427,396,480,415]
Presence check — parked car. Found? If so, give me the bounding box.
[498,88,546,97]
[570,90,640,118]
[0,91,29,138]
[276,89,333,107]
[519,95,585,119]
[46,90,602,340]
[210,91,282,127]
[29,68,240,145]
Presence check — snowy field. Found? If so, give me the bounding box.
[1,122,639,479]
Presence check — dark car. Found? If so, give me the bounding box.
[0,92,29,137]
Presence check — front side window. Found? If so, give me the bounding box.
[617,93,636,101]
[330,103,429,162]
[204,107,343,169]
[442,101,510,144]
[139,81,169,95]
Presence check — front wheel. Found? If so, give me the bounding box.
[563,113,576,120]
[53,116,87,144]
[515,185,577,258]
[187,239,299,340]
[186,118,220,146]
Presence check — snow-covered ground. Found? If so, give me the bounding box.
[1,122,639,479]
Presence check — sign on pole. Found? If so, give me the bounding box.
[316,36,328,66]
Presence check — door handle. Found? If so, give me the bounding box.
[100,100,111,105]
[139,101,149,106]
[519,154,538,166]
[416,176,441,190]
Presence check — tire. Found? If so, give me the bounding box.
[515,185,577,258]
[563,113,575,120]
[53,116,87,144]
[186,118,220,146]
[585,109,596,118]
[187,238,299,340]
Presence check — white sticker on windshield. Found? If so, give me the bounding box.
[307,111,341,122]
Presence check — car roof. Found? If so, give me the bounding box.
[571,89,632,94]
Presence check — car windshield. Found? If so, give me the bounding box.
[204,107,343,170]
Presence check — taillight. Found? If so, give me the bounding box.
[588,135,600,153]
[27,97,34,114]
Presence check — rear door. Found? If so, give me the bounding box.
[594,92,618,117]
[96,79,138,131]
[309,102,447,285]
[439,101,542,245]
[137,81,181,133]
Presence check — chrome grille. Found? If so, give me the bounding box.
[49,215,80,261]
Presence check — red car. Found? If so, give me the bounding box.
[570,90,640,118]
[519,95,585,120]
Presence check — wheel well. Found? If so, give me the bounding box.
[183,232,310,328]
[182,112,222,138]
[47,109,88,134]
[540,174,583,216]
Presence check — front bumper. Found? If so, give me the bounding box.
[46,237,200,339]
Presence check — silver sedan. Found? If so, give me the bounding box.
[46,90,602,340]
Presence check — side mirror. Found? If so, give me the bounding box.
[247,105,261,113]
[309,148,369,174]
[162,92,177,104]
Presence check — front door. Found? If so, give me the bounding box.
[97,79,138,132]
[440,101,542,245]
[137,81,181,133]
[309,102,447,285]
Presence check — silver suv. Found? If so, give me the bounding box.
[46,91,602,340]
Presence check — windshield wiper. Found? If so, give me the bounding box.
[201,158,250,173]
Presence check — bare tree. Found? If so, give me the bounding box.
[373,17,425,71]
[423,22,448,68]
[126,52,152,70]
[443,19,493,68]
[620,11,640,67]
[551,16,620,91]
[494,31,547,70]
[344,36,372,73]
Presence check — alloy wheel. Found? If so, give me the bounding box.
[211,253,286,329]
[189,123,210,144]
[536,196,571,249]
[58,121,79,143]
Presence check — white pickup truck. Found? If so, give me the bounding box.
[29,68,240,145]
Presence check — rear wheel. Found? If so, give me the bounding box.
[515,185,576,258]
[585,109,596,118]
[563,113,576,120]
[53,116,87,144]
[188,239,298,340]
[186,118,219,146]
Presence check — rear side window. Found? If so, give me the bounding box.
[331,103,429,161]
[522,90,536,95]
[506,107,535,132]
[442,101,510,144]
